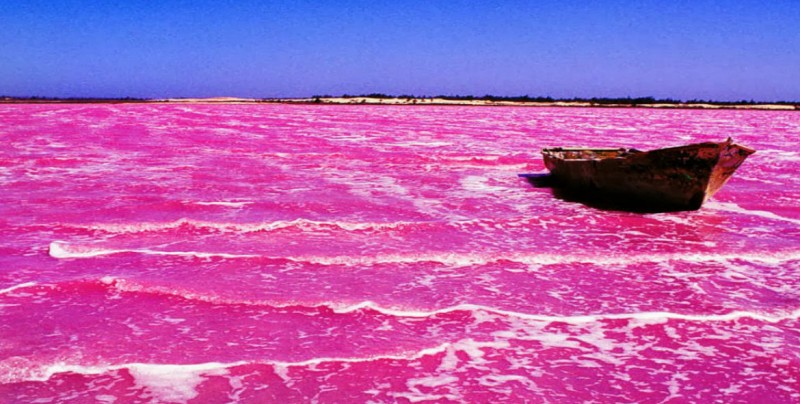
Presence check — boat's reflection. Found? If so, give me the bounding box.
[520,173,694,213]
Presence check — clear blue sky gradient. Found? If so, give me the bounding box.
[1,1,798,101]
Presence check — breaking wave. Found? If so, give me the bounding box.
[48,241,258,259]
[63,218,431,234]
[27,276,800,325]
[0,282,37,295]
[1,338,493,390]
[48,241,800,267]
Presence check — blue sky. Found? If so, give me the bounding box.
[1,1,798,100]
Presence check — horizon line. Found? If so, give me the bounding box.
[3,94,800,105]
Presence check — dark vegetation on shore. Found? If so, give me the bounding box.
[313,93,799,106]
[0,96,149,103]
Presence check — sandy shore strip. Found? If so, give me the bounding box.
[2,96,797,110]
[270,97,798,110]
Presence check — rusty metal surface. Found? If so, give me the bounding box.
[541,138,755,211]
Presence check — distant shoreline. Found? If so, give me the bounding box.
[274,97,800,111]
[1,96,797,110]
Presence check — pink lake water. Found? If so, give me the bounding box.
[1,104,799,402]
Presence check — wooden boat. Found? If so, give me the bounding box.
[540,138,755,211]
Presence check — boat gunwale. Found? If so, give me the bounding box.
[542,148,630,152]
[731,144,756,154]
[541,147,639,161]
[540,139,756,162]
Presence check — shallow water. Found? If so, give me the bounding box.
[1,104,799,402]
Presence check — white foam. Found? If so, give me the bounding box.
[0,281,36,295]
[478,374,534,388]
[285,250,800,268]
[49,240,800,270]
[441,163,529,170]
[49,241,117,258]
[395,375,460,402]
[325,170,466,220]
[439,155,501,162]
[665,371,689,401]
[388,392,459,402]
[126,363,230,402]
[6,336,516,386]
[49,241,258,259]
[437,346,459,371]
[193,201,252,208]
[10,361,242,401]
[756,149,800,161]
[388,140,453,148]
[706,201,800,225]
[407,375,458,388]
[69,218,424,234]
[100,277,284,309]
[460,176,508,193]
[332,301,800,325]
[85,276,800,327]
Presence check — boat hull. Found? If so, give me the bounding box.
[542,139,754,211]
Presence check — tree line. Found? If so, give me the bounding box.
[310,94,798,106]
